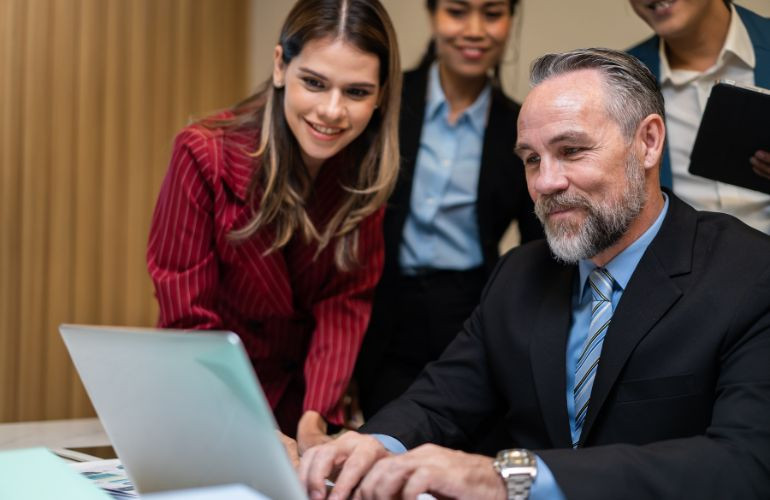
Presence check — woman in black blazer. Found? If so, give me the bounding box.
[356,0,542,422]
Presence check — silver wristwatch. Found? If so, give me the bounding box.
[493,449,538,500]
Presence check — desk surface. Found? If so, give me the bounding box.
[0,418,110,451]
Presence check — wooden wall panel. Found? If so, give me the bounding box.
[124,0,151,327]
[0,0,250,422]
[0,0,25,423]
[45,0,79,420]
[100,0,129,328]
[71,0,108,418]
[18,0,52,421]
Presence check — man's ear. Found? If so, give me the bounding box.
[273,45,286,88]
[636,113,665,170]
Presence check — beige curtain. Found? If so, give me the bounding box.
[0,0,250,422]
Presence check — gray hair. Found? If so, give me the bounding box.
[529,48,664,142]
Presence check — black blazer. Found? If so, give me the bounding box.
[380,66,542,286]
[355,66,543,389]
[363,192,770,499]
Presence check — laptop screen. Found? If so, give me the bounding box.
[60,324,307,500]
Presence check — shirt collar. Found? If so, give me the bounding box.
[659,3,755,85]
[722,3,755,69]
[578,193,670,298]
[425,62,491,134]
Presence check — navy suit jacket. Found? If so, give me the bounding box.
[363,192,770,499]
[628,4,770,188]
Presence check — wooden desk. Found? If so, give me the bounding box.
[0,418,109,451]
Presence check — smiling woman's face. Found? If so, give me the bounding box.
[430,0,513,80]
[273,36,381,173]
[628,0,727,41]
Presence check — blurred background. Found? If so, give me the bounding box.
[1,0,768,423]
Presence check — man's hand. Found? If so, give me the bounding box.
[277,430,300,469]
[354,444,506,500]
[297,410,332,454]
[750,150,770,180]
[299,431,389,500]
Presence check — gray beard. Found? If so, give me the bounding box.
[535,153,647,264]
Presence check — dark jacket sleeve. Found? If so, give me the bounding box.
[360,255,512,448]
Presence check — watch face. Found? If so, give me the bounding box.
[494,449,537,479]
[494,449,537,500]
[496,449,534,466]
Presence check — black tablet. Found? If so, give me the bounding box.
[688,80,770,194]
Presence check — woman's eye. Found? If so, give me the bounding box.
[484,11,505,20]
[302,77,324,89]
[564,147,584,156]
[446,8,467,18]
[347,88,371,98]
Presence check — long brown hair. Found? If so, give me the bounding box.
[204,0,401,270]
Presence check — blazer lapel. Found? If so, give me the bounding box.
[392,68,428,212]
[737,5,770,89]
[476,88,513,258]
[578,193,695,444]
[530,264,575,448]
[382,68,429,278]
[476,87,508,217]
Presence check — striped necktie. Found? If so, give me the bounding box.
[573,267,615,446]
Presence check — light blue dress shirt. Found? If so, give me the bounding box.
[565,194,669,448]
[399,63,490,273]
[375,194,670,499]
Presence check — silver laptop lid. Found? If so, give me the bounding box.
[59,324,307,500]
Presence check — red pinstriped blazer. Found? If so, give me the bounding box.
[147,122,385,431]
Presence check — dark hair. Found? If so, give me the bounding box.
[425,0,518,14]
[418,0,519,83]
[208,0,402,270]
[530,48,665,142]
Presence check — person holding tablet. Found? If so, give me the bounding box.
[146,0,401,453]
[628,0,770,231]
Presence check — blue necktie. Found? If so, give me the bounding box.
[573,267,615,445]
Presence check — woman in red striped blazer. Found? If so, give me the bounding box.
[146,0,401,453]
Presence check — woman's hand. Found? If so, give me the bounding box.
[278,431,300,469]
[297,410,332,454]
[750,150,770,180]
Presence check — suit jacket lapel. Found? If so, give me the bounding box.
[382,68,429,280]
[741,6,770,89]
[476,87,507,221]
[392,68,428,213]
[578,193,695,444]
[476,88,514,265]
[530,263,575,448]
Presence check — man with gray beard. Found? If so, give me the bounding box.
[533,148,647,264]
[299,48,770,500]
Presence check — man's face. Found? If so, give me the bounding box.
[628,0,726,41]
[515,69,648,264]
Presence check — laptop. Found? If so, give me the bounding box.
[59,324,308,499]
